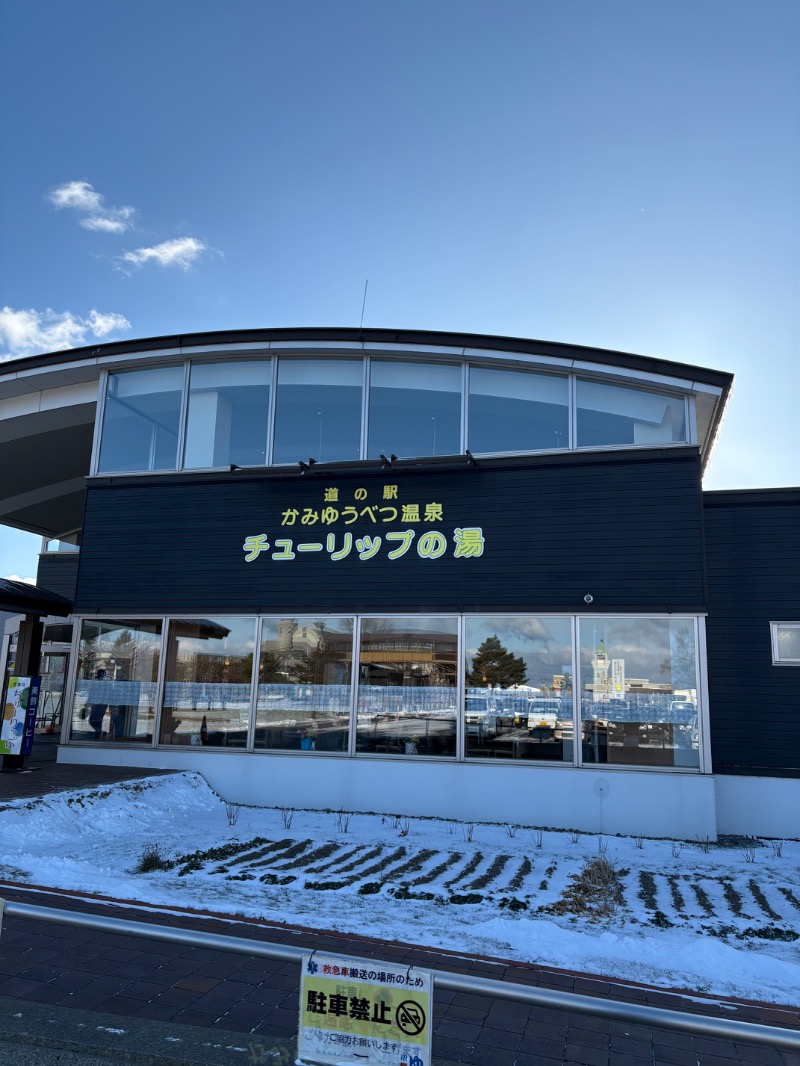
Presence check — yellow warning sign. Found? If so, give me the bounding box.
[298,952,432,1066]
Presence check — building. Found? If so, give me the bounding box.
[1,327,797,838]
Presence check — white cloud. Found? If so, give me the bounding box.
[86,309,130,336]
[48,180,103,212]
[119,236,208,271]
[80,207,135,234]
[48,180,135,234]
[5,575,36,585]
[0,306,131,360]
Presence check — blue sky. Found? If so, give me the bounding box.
[1,0,798,579]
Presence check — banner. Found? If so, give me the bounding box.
[1,676,41,756]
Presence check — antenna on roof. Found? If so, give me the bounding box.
[359,278,369,330]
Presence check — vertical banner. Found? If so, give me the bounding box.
[611,658,625,699]
[298,952,432,1066]
[1,676,41,756]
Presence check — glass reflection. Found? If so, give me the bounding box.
[579,617,699,768]
[367,361,461,458]
[98,367,184,472]
[70,619,162,743]
[468,368,569,454]
[356,618,457,756]
[576,380,687,448]
[273,359,362,465]
[464,617,573,761]
[255,618,352,752]
[774,624,800,663]
[160,618,255,748]
[183,361,270,468]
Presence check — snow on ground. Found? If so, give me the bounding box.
[0,772,798,1006]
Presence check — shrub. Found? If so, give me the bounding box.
[499,897,528,912]
[278,807,294,830]
[358,882,383,895]
[547,856,624,919]
[135,844,173,873]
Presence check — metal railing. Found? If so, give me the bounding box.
[1,899,799,1052]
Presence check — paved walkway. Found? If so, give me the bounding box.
[0,748,797,1065]
[0,736,171,803]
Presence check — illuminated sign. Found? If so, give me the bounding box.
[298,952,432,1066]
[244,483,485,564]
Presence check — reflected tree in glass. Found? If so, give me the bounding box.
[160,618,255,749]
[70,619,162,743]
[255,618,352,752]
[464,617,572,763]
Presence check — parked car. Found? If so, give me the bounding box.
[465,695,522,737]
[527,697,560,734]
[465,695,499,736]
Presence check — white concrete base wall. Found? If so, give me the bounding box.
[58,747,719,840]
[715,775,800,838]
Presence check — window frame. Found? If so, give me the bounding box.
[91,355,697,477]
[62,612,709,774]
[180,358,273,471]
[95,364,186,475]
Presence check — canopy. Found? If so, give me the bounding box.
[0,578,73,617]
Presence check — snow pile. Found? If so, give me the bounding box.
[0,772,798,1006]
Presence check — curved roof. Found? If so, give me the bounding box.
[0,327,733,539]
[0,325,734,388]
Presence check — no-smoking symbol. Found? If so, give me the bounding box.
[396,999,426,1036]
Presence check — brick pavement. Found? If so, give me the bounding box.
[0,754,798,1064]
[0,736,172,802]
[0,883,797,1066]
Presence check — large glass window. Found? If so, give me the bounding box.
[67,612,704,769]
[367,361,461,458]
[159,618,255,748]
[70,619,162,743]
[272,359,362,465]
[576,380,687,448]
[468,368,569,454]
[579,617,699,768]
[356,618,457,756]
[255,618,352,752]
[464,617,573,761]
[183,361,271,469]
[94,356,701,476]
[98,367,184,472]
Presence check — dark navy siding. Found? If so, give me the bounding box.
[704,490,800,777]
[75,449,705,616]
[37,553,80,604]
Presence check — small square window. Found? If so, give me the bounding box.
[770,623,800,665]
